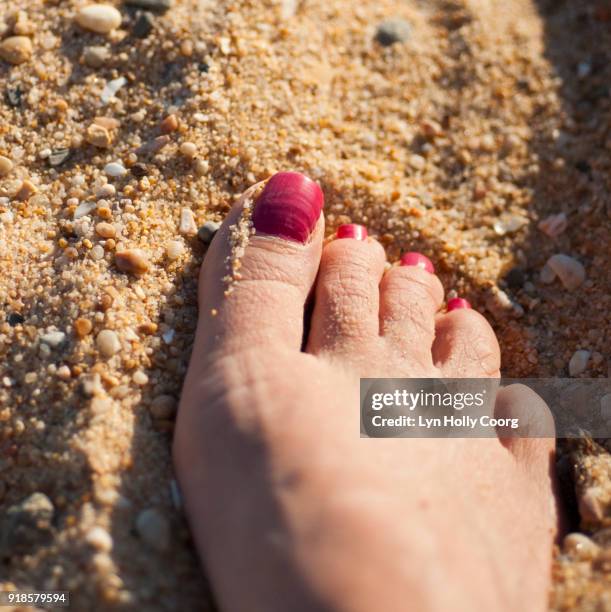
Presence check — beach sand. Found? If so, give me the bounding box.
[0,0,609,609]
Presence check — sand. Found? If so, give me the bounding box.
[0,0,609,610]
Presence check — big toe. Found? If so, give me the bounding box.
[191,171,325,363]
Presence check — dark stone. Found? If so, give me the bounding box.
[504,267,526,289]
[133,11,155,38]
[197,221,221,245]
[124,0,171,14]
[374,18,411,46]
[5,87,22,108]
[131,162,148,177]
[575,160,591,173]
[7,313,24,326]
[48,148,71,167]
[199,62,210,73]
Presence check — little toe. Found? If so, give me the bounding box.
[193,172,325,362]
[379,252,444,363]
[307,225,386,355]
[433,298,501,377]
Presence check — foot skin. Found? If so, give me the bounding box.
[174,173,559,612]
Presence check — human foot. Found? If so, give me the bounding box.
[174,172,559,612]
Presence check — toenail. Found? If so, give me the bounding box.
[447,297,471,311]
[251,172,324,243]
[400,252,434,274]
[336,224,368,241]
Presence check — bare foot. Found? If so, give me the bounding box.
[174,173,559,612]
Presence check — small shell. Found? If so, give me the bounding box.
[546,254,586,291]
[568,350,590,377]
[538,212,567,238]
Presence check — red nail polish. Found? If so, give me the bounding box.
[447,297,471,312]
[252,172,324,243]
[400,252,434,274]
[336,224,368,240]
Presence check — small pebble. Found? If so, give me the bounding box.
[569,350,591,376]
[74,318,93,337]
[133,371,148,385]
[194,158,209,176]
[76,4,122,34]
[563,533,600,561]
[96,329,121,357]
[166,240,184,260]
[104,162,127,178]
[86,123,112,148]
[149,394,177,419]
[16,180,37,201]
[179,208,197,236]
[0,155,13,177]
[95,222,116,238]
[85,526,113,552]
[96,184,116,198]
[83,45,110,68]
[375,18,411,46]
[160,114,179,134]
[125,0,171,13]
[493,214,527,236]
[197,220,220,244]
[40,330,66,348]
[135,508,170,551]
[179,142,197,159]
[132,11,155,38]
[131,163,148,177]
[543,254,586,291]
[0,36,33,65]
[538,212,567,238]
[115,249,150,275]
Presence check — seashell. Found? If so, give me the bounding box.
[546,254,586,291]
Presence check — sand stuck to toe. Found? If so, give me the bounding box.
[0,0,609,610]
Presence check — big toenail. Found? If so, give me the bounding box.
[336,224,368,240]
[447,297,472,311]
[400,252,434,274]
[252,172,324,243]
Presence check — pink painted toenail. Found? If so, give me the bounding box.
[336,224,368,240]
[447,297,471,311]
[252,172,324,243]
[400,252,434,274]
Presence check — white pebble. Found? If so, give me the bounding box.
[179,142,197,159]
[40,330,66,348]
[135,509,170,552]
[563,533,599,561]
[96,184,116,198]
[179,208,197,236]
[85,526,113,552]
[546,254,586,291]
[76,4,122,34]
[166,240,184,261]
[569,350,591,377]
[104,162,127,178]
[96,329,121,357]
[90,245,105,260]
[132,371,148,385]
